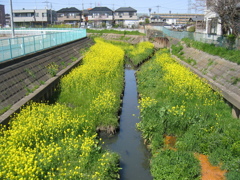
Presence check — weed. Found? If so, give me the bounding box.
[186,58,197,66]
[202,68,208,75]
[182,38,240,64]
[70,56,78,62]
[0,105,11,115]
[24,68,35,78]
[231,77,240,85]
[46,62,59,77]
[207,59,215,67]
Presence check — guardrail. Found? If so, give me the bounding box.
[0,28,86,62]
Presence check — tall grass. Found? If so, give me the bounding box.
[182,38,240,64]
[136,49,240,179]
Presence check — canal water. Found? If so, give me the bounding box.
[101,66,152,180]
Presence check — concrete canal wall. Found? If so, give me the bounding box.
[0,37,94,124]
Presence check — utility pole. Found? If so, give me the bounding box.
[42,0,49,9]
[50,2,52,25]
[9,0,15,38]
[43,1,52,26]
[188,0,192,14]
[156,5,160,13]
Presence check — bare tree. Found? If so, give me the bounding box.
[191,0,206,12]
[208,0,240,36]
[192,0,240,36]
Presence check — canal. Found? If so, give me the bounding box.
[101,65,152,180]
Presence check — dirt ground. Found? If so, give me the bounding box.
[164,136,226,180]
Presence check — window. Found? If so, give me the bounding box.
[35,13,39,17]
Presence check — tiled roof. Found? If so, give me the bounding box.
[115,7,137,12]
[57,7,81,13]
[89,7,113,12]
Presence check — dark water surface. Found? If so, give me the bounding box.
[101,68,152,180]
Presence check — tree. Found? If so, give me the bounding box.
[191,0,207,12]
[192,0,240,36]
[208,0,240,36]
[145,18,150,24]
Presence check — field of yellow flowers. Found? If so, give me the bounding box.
[136,49,240,179]
[109,40,154,67]
[58,38,124,129]
[0,38,124,179]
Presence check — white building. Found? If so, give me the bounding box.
[114,7,138,28]
[13,8,56,27]
[204,5,222,35]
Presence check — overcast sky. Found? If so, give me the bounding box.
[1,0,203,14]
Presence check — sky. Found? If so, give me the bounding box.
[0,0,203,15]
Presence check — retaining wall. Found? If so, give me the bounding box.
[0,37,94,124]
[172,45,240,119]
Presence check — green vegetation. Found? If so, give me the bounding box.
[182,38,240,64]
[0,106,11,116]
[58,38,124,129]
[124,42,154,66]
[187,26,195,32]
[107,40,154,66]
[0,38,124,179]
[87,29,145,36]
[136,49,240,179]
[171,43,197,66]
[46,62,59,77]
[25,68,36,78]
[151,150,200,179]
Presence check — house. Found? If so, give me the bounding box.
[204,3,222,35]
[13,8,56,27]
[138,15,149,24]
[204,1,240,35]
[150,15,165,24]
[88,7,113,28]
[114,7,138,28]
[57,7,82,26]
[189,16,205,33]
[0,4,5,27]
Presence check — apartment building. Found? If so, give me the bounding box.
[13,8,56,27]
[151,13,204,25]
[0,4,5,27]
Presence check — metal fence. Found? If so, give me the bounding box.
[0,28,86,62]
[152,26,239,49]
